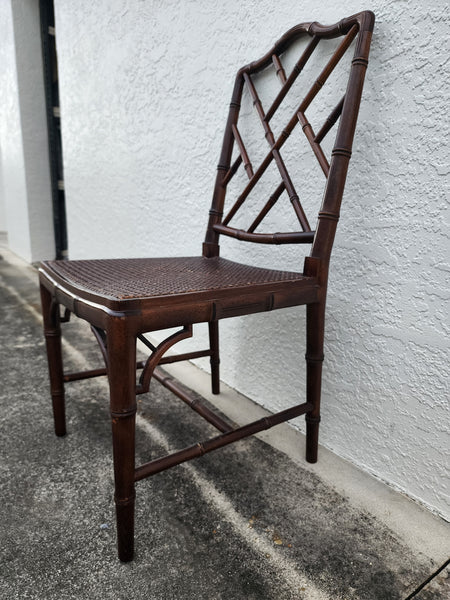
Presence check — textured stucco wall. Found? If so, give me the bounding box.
[0,0,55,262]
[54,0,449,518]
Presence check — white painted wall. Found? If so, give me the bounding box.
[54,1,449,518]
[0,0,55,262]
[0,145,7,234]
[0,0,31,259]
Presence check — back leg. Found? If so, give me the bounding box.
[305,301,325,463]
[208,320,220,394]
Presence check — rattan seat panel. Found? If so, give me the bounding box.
[44,257,307,301]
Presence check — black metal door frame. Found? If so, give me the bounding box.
[40,0,68,259]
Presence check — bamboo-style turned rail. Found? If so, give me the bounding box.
[134,401,313,481]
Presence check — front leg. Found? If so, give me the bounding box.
[107,320,137,562]
[40,281,66,437]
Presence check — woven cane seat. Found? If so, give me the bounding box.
[42,256,312,306]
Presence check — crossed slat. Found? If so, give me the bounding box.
[242,70,310,231]
[220,24,358,240]
[271,54,329,177]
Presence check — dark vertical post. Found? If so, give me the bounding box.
[203,74,244,257]
[305,301,325,463]
[39,0,68,259]
[107,320,137,562]
[208,320,220,394]
[40,282,66,436]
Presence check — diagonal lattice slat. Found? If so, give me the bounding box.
[247,181,286,233]
[264,35,320,123]
[231,124,254,178]
[314,95,345,144]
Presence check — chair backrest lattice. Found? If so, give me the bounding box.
[203,11,374,265]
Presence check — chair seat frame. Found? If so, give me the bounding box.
[39,11,375,562]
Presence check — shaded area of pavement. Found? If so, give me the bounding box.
[0,250,448,599]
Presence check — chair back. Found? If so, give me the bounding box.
[203,11,375,269]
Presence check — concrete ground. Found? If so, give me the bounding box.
[0,246,448,600]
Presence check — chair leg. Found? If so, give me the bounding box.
[40,283,66,437]
[208,320,220,394]
[107,323,137,562]
[305,301,325,463]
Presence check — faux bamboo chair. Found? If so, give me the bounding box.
[39,11,375,562]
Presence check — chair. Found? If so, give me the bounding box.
[39,11,375,562]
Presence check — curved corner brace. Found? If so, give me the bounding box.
[91,325,108,369]
[137,325,193,394]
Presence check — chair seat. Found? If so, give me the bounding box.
[42,256,314,302]
[40,257,319,328]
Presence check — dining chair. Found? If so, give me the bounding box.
[39,11,375,561]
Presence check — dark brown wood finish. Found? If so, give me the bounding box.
[38,11,375,561]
